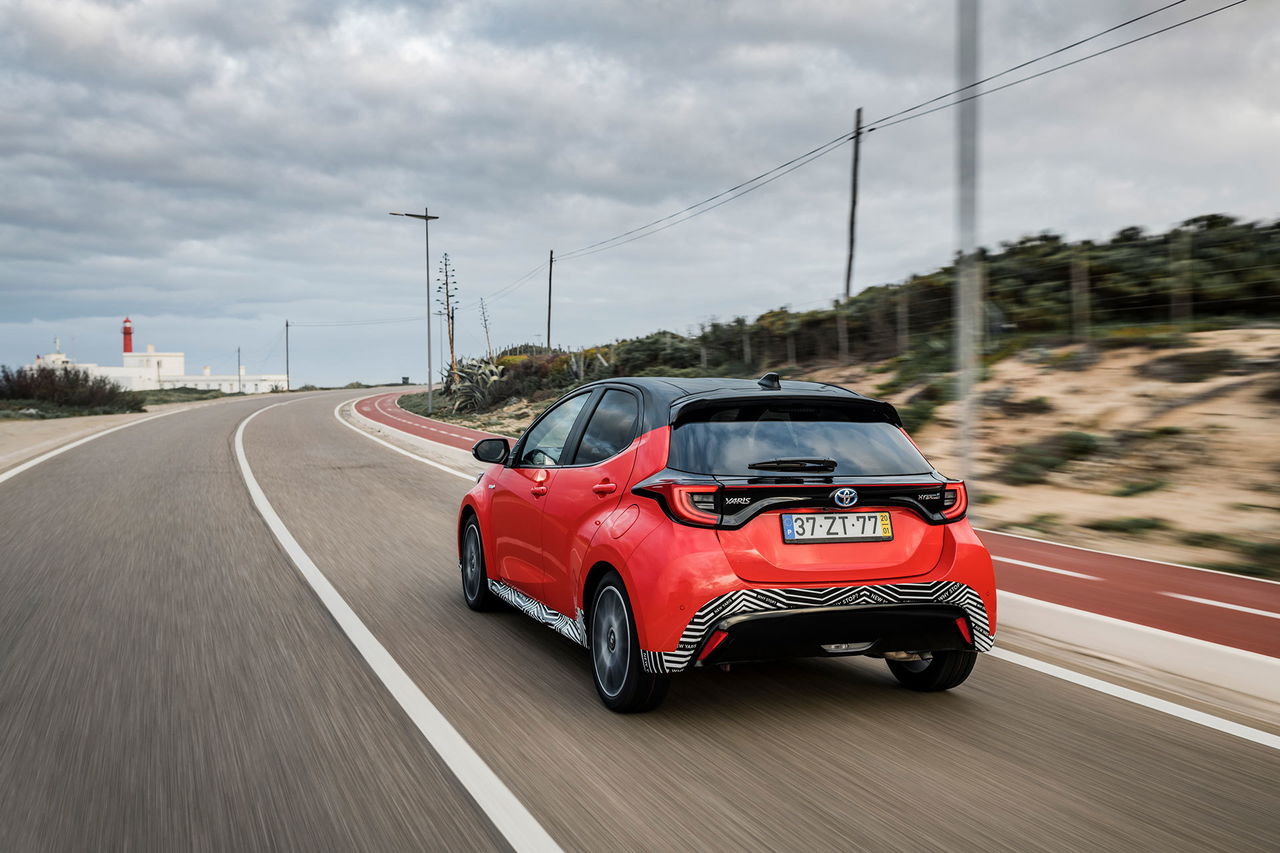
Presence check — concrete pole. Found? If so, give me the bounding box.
[1172,230,1193,329]
[954,0,981,486]
[897,285,909,355]
[1072,250,1091,343]
[424,208,434,414]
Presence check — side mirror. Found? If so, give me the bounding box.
[472,438,510,465]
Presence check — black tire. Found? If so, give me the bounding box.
[460,518,500,611]
[589,573,670,713]
[886,650,977,691]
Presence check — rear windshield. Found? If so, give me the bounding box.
[669,402,931,477]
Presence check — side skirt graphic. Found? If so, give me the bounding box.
[487,579,587,648]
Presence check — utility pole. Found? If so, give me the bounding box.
[546,250,555,354]
[284,320,290,391]
[237,346,242,393]
[836,305,848,363]
[897,284,910,355]
[479,297,494,361]
[1172,230,1193,329]
[843,107,864,302]
[389,208,439,413]
[954,0,981,487]
[837,107,863,365]
[1071,250,1091,343]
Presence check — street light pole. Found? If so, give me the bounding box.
[390,208,440,414]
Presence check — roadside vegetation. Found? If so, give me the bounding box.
[0,364,144,418]
[390,213,1278,578]
[426,214,1277,417]
[141,387,239,405]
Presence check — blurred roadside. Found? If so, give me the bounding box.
[412,326,1279,580]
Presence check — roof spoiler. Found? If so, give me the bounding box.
[670,391,902,428]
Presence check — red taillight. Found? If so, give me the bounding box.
[955,616,972,644]
[637,482,720,526]
[941,482,967,520]
[698,629,729,661]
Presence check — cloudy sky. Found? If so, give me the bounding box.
[2,0,1276,386]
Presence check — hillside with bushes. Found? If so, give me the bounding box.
[403,214,1279,576]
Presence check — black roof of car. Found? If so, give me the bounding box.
[573,375,902,429]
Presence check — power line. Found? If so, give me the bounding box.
[864,0,1194,129]
[869,0,1249,133]
[546,0,1247,266]
[290,316,426,328]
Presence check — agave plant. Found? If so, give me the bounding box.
[449,358,505,412]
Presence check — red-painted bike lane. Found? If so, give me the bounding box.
[354,391,1280,657]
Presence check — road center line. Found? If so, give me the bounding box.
[235,403,560,852]
[987,648,1280,751]
[336,398,474,481]
[1159,592,1280,620]
[993,556,1101,580]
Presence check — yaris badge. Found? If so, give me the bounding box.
[832,488,858,508]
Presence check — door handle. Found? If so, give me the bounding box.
[531,485,548,497]
[592,481,617,495]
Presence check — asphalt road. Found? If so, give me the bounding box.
[2,391,1277,851]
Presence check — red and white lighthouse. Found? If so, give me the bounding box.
[122,317,133,353]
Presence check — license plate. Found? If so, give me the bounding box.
[781,512,893,543]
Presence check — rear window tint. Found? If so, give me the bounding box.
[574,389,639,465]
[669,402,930,477]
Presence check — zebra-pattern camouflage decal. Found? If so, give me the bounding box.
[639,581,992,674]
[487,579,587,647]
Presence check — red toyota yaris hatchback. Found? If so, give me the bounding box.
[458,374,996,712]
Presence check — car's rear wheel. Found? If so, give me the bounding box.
[590,573,670,713]
[886,650,977,691]
[460,518,500,611]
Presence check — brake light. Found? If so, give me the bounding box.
[632,479,721,526]
[942,482,967,520]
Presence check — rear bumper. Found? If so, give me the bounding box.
[697,603,974,667]
[639,581,993,674]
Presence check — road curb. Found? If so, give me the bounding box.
[998,590,1280,704]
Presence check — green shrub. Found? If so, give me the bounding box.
[897,379,953,431]
[1084,517,1168,534]
[1136,349,1242,383]
[1110,480,1167,497]
[1180,531,1239,549]
[995,431,1100,485]
[0,364,144,414]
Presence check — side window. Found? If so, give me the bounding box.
[517,394,590,467]
[574,390,640,466]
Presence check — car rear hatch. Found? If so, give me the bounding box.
[714,480,946,583]
[665,394,953,585]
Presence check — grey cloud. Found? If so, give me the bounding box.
[2,0,1277,385]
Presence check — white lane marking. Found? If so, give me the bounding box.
[235,404,561,852]
[993,556,1100,580]
[979,527,1280,587]
[0,408,187,486]
[988,648,1280,752]
[335,399,473,481]
[1159,592,1280,620]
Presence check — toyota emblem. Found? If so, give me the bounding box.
[831,488,858,508]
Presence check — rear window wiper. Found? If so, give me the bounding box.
[746,457,838,472]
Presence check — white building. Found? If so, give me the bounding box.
[30,319,287,394]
